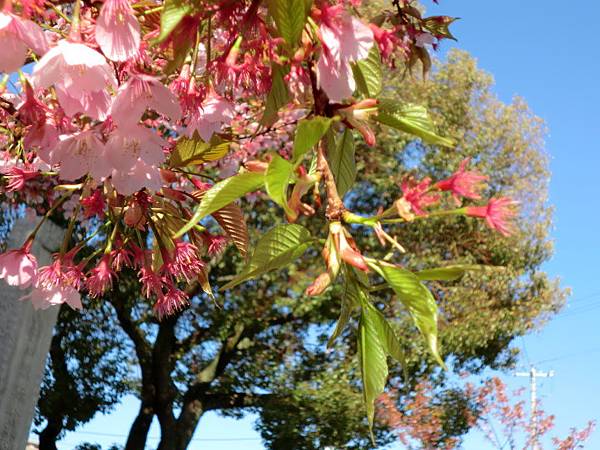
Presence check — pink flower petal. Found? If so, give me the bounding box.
[95,0,141,62]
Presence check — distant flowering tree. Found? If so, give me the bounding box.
[378,377,596,450]
[0,0,518,434]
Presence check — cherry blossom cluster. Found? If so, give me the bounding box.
[0,0,515,317]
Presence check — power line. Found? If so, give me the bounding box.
[62,430,260,442]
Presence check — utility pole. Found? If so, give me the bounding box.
[515,367,554,450]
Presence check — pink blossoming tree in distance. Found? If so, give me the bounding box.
[0,0,519,435]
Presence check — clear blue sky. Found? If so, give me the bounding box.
[46,1,600,448]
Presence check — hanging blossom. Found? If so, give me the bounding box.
[316,4,374,102]
[110,73,182,130]
[95,0,141,62]
[0,241,37,288]
[0,10,48,73]
[185,91,235,142]
[31,40,117,120]
[21,284,82,310]
[49,130,112,181]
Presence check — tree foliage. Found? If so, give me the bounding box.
[30,50,566,450]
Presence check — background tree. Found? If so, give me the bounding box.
[34,50,565,450]
[32,297,131,450]
[378,376,595,450]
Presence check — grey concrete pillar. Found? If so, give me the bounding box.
[0,218,63,450]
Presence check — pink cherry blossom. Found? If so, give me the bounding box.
[400,177,440,215]
[31,40,116,118]
[110,74,182,130]
[111,158,162,195]
[52,130,112,181]
[185,92,234,141]
[316,5,374,102]
[0,243,37,288]
[0,11,48,73]
[55,84,112,121]
[95,0,141,62]
[21,284,82,310]
[105,125,166,171]
[465,197,518,236]
[154,283,188,319]
[436,158,488,202]
[86,254,115,297]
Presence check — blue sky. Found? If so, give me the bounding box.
[45,0,600,448]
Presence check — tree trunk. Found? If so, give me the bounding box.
[156,399,205,450]
[38,418,62,450]
[125,401,154,450]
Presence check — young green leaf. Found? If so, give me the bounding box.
[212,203,250,258]
[352,45,383,98]
[416,264,484,281]
[327,277,361,348]
[174,172,264,238]
[293,116,334,163]
[267,0,311,49]
[358,305,389,438]
[156,0,193,43]
[260,64,291,127]
[220,224,314,290]
[326,128,356,197]
[364,302,406,367]
[376,100,454,148]
[368,260,446,368]
[265,154,296,217]
[169,136,230,168]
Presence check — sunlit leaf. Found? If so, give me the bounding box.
[416,264,484,281]
[260,64,291,127]
[376,100,454,147]
[267,0,312,49]
[293,116,334,163]
[212,203,250,258]
[265,154,295,217]
[169,136,230,168]
[174,172,264,238]
[220,224,314,290]
[327,277,361,348]
[156,0,193,43]
[368,260,446,368]
[326,128,356,197]
[358,304,388,438]
[352,45,383,98]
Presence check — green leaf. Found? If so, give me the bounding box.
[422,16,459,41]
[376,100,454,148]
[260,64,291,127]
[292,116,333,163]
[416,264,484,281]
[174,172,264,238]
[327,278,361,348]
[169,136,230,168]
[368,261,446,368]
[212,203,250,258]
[157,0,193,43]
[326,128,356,197]
[267,0,311,49]
[364,303,406,367]
[352,45,383,98]
[265,154,295,217]
[358,305,389,437]
[220,224,314,290]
